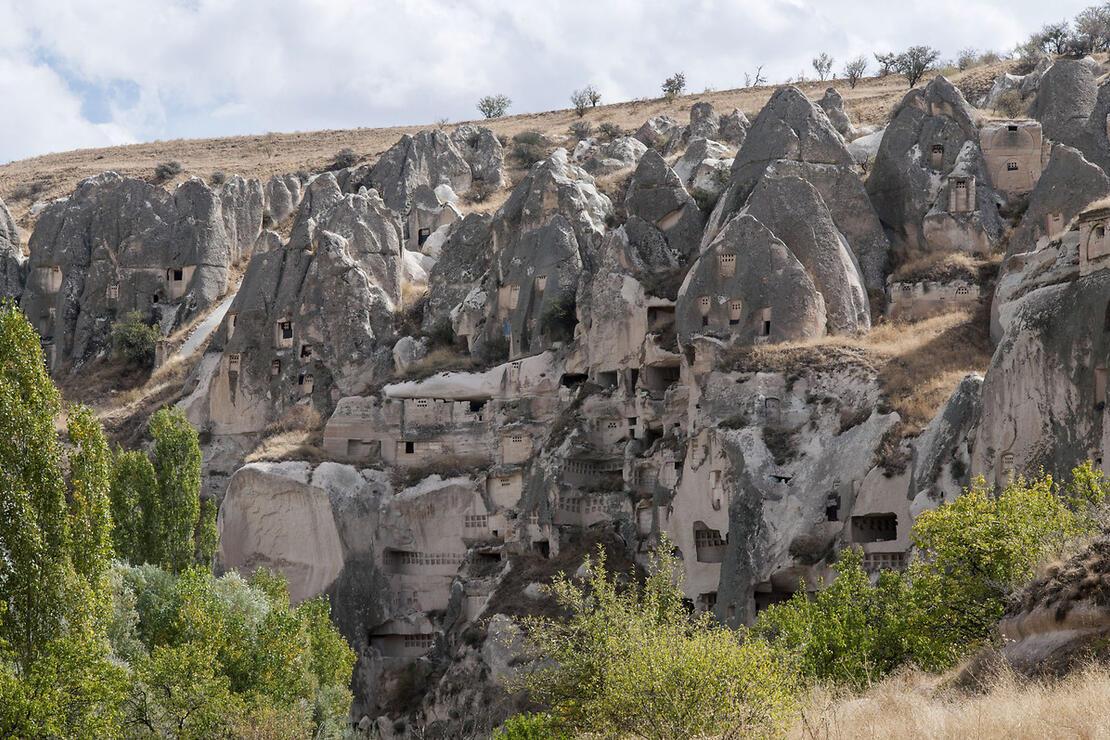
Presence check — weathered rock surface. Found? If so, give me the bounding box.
[370,130,474,213]
[264,173,305,224]
[450,124,507,190]
[1031,59,1098,150]
[718,108,751,147]
[20,172,238,371]
[582,136,648,175]
[624,150,704,259]
[0,197,24,301]
[818,87,854,138]
[634,114,684,154]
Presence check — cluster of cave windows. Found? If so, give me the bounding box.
[403,634,435,650]
[464,514,489,529]
[384,550,464,567]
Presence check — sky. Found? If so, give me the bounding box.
[0,0,1095,163]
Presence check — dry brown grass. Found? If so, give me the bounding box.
[792,663,1110,739]
[723,307,993,437]
[890,251,997,284]
[0,62,1017,237]
[244,405,328,463]
[396,346,476,380]
[89,352,200,446]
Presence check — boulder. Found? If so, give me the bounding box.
[818,87,854,138]
[422,213,493,338]
[688,101,719,140]
[1031,60,1098,150]
[634,115,684,154]
[392,335,429,374]
[673,138,732,191]
[718,108,750,147]
[450,124,506,189]
[582,136,648,175]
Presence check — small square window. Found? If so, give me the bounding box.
[1006,162,1019,171]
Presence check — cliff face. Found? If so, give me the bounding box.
[14,64,1110,734]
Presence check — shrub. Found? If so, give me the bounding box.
[328,147,358,170]
[510,542,800,738]
[843,56,868,88]
[994,89,1027,118]
[112,311,160,368]
[597,121,623,141]
[511,130,548,166]
[538,293,577,343]
[209,170,227,186]
[568,120,593,141]
[895,45,941,87]
[957,47,979,70]
[478,94,512,119]
[153,161,183,182]
[754,465,1108,686]
[661,72,686,99]
[495,712,569,739]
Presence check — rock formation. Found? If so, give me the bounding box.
[0,197,24,301]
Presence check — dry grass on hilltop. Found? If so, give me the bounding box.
[725,306,994,436]
[0,61,1017,235]
[792,663,1110,739]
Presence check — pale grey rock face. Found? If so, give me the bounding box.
[972,270,1110,485]
[743,171,870,334]
[700,86,888,294]
[718,108,750,147]
[582,136,647,175]
[1009,144,1110,257]
[909,373,982,505]
[818,87,854,139]
[20,172,234,371]
[634,114,684,154]
[264,173,305,224]
[490,149,612,269]
[0,197,24,301]
[675,213,826,345]
[624,150,704,259]
[1031,60,1098,150]
[688,101,719,140]
[674,138,731,186]
[450,124,506,189]
[197,185,401,434]
[866,76,1002,254]
[371,129,473,213]
[421,213,493,335]
[219,175,265,266]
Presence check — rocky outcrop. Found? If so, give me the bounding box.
[688,101,720,140]
[264,173,305,224]
[674,138,733,203]
[1008,144,1110,257]
[0,197,24,301]
[450,124,506,190]
[194,179,401,434]
[1031,60,1098,151]
[370,130,474,213]
[20,172,238,372]
[624,150,704,259]
[219,175,265,265]
[676,214,826,345]
[867,76,1002,255]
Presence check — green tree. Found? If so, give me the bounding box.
[0,303,71,669]
[111,311,160,368]
[510,541,799,739]
[110,448,157,564]
[150,407,202,572]
[66,404,115,610]
[195,497,219,568]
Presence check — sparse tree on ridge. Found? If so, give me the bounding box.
[844,56,868,88]
[477,94,511,119]
[812,52,834,80]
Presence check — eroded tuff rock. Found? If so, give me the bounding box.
[20,172,248,372]
[0,197,24,301]
[867,76,1002,255]
[219,175,265,265]
[718,108,751,147]
[624,150,704,259]
[1031,60,1098,151]
[192,179,401,434]
[581,136,648,176]
[704,86,888,293]
[264,173,305,224]
[370,129,478,213]
[450,124,507,190]
[634,114,684,154]
[1008,144,1110,257]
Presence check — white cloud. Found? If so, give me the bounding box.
[0,0,1096,162]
